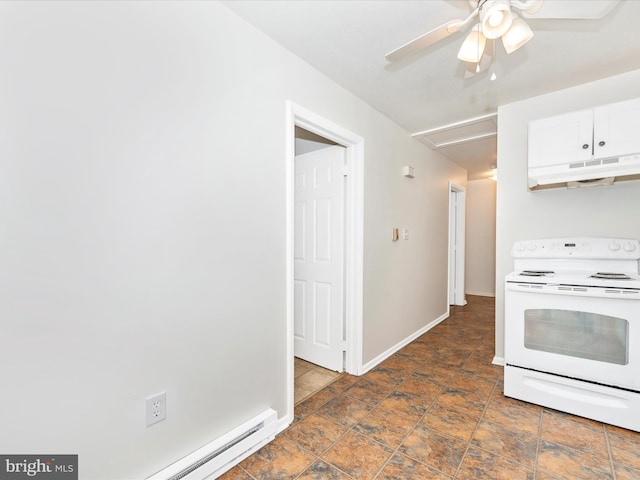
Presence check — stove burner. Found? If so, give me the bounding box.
[590,272,633,280]
[520,270,554,277]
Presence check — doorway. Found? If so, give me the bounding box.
[449,182,466,306]
[293,137,345,403]
[286,102,364,421]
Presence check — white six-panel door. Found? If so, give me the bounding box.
[294,146,345,372]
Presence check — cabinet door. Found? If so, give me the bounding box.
[593,97,640,160]
[528,109,593,168]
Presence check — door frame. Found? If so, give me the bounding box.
[448,182,466,306]
[285,101,364,422]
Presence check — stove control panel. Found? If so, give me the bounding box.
[609,241,638,252]
[512,237,640,260]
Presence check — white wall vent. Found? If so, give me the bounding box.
[147,409,277,480]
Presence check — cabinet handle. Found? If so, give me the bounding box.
[582,144,589,149]
[598,141,606,147]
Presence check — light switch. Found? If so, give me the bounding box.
[402,228,409,240]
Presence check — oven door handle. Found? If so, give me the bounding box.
[506,282,640,300]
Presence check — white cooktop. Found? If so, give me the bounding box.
[509,237,640,289]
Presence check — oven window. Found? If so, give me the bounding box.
[524,309,628,365]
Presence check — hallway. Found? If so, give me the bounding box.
[220,296,640,479]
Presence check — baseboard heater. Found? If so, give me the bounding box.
[147,408,278,480]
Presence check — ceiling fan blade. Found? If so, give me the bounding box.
[520,0,621,20]
[385,19,467,62]
[510,0,544,15]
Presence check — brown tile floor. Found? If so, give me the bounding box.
[220,295,640,479]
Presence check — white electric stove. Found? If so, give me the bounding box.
[504,237,640,432]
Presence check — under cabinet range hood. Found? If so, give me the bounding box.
[528,153,640,189]
[527,97,640,190]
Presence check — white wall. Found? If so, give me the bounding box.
[362,138,466,363]
[0,1,465,478]
[465,179,496,297]
[495,69,640,362]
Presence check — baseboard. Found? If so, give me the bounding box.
[360,311,449,374]
[492,356,505,366]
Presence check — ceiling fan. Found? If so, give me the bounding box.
[385,0,621,77]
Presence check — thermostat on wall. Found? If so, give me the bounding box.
[402,166,415,178]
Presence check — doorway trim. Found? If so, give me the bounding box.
[448,182,466,307]
[285,101,364,423]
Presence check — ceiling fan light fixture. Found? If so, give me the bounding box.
[480,0,513,39]
[457,24,486,63]
[501,15,534,54]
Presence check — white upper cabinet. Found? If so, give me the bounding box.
[593,98,640,160]
[528,109,593,168]
[529,98,640,169]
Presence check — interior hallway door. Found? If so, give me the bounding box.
[449,183,466,306]
[294,146,345,372]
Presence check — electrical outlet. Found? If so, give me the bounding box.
[146,392,167,427]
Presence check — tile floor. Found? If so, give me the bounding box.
[220,295,640,479]
[294,358,343,405]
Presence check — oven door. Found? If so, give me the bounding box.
[505,282,640,391]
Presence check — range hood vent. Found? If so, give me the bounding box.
[528,153,640,190]
[567,177,615,189]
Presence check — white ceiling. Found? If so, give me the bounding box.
[223,0,640,180]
